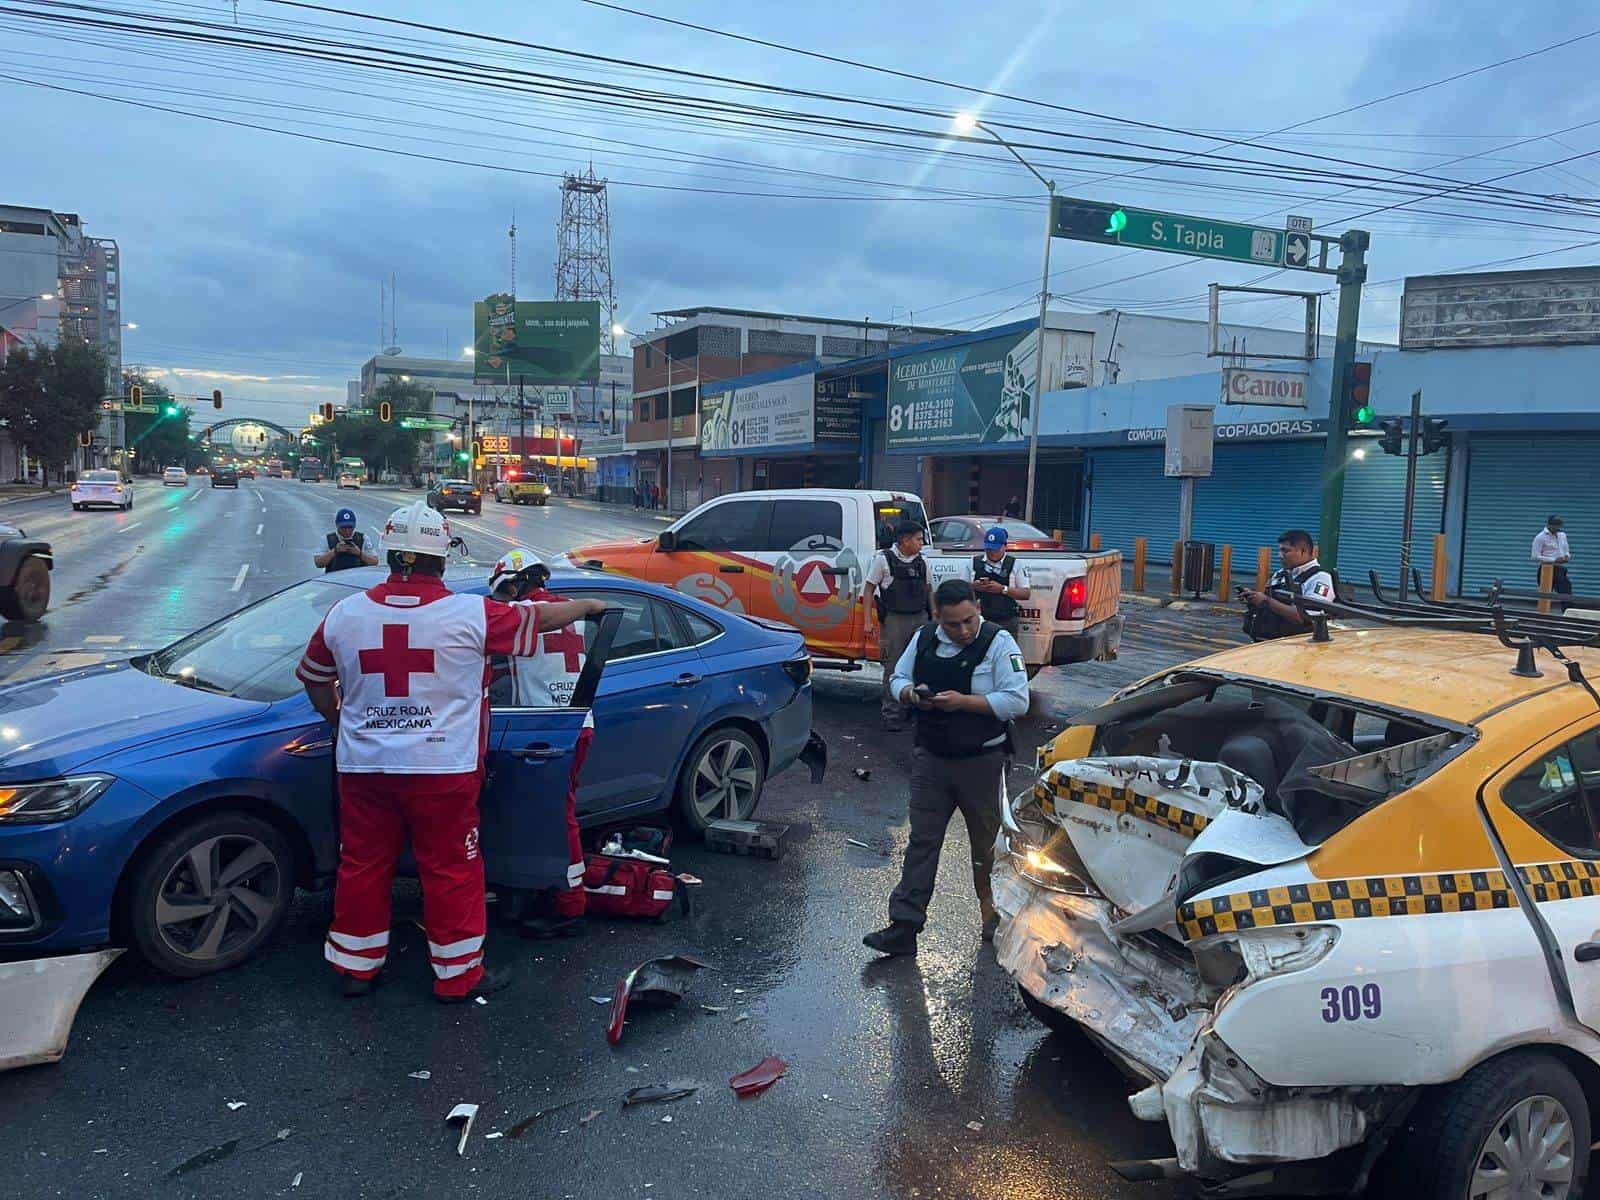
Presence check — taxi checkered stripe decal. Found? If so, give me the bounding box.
[1032,774,1211,841]
[1176,860,1600,941]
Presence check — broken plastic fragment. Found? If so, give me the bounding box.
[474,996,488,1006]
[846,838,890,856]
[292,1172,303,1189]
[484,1133,504,1141]
[676,873,703,886]
[622,1081,699,1106]
[729,1055,788,1098]
[580,1110,602,1126]
[700,1005,727,1014]
[589,995,611,1005]
[853,768,871,781]
[732,1013,751,1024]
[409,1070,432,1080]
[226,1101,247,1111]
[660,1115,673,1124]
[446,1103,479,1157]
[607,954,711,1046]
[966,1120,984,1132]
[167,1139,241,1178]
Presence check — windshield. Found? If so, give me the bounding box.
[81,470,119,483]
[140,579,356,702]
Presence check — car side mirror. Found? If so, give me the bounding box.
[657,530,677,552]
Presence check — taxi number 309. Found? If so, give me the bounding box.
[1321,983,1381,1023]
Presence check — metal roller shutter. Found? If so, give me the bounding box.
[1190,442,1322,558]
[870,420,921,494]
[1088,448,1178,557]
[1462,435,1600,597]
[1336,448,1447,591]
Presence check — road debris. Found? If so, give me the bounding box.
[966,1121,984,1132]
[729,1056,788,1098]
[700,1005,727,1014]
[660,1115,673,1123]
[409,1070,432,1080]
[607,954,711,1046]
[474,996,488,1006]
[292,1172,303,1189]
[580,1109,602,1126]
[484,1133,504,1141]
[852,768,872,781]
[588,996,612,1005]
[845,838,890,856]
[676,873,703,886]
[167,1138,241,1178]
[507,1101,580,1139]
[446,1103,479,1157]
[226,1101,247,1111]
[0,948,122,1073]
[622,1081,699,1106]
[705,818,790,860]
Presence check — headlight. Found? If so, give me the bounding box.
[0,775,114,824]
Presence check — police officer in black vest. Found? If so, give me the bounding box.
[971,525,1030,642]
[863,520,934,731]
[1241,528,1336,641]
[864,578,1031,956]
[313,507,379,574]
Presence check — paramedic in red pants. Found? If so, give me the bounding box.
[297,501,604,1002]
[488,547,591,937]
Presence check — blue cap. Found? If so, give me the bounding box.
[983,526,1008,549]
[335,508,356,527]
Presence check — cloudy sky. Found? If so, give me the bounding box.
[5,0,1599,426]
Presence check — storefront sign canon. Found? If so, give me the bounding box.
[700,372,814,455]
[1220,367,1308,408]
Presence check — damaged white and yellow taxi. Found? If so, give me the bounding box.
[996,598,1600,1197]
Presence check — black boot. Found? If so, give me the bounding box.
[862,922,919,956]
[519,915,585,940]
[436,965,514,1005]
[341,971,381,999]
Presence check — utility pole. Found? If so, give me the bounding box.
[1025,181,1056,525]
[664,348,673,512]
[518,375,526,478]
[1398,389,1423,601]
[1315,229,1370,570]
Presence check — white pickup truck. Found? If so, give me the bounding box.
[565,488,1123,673]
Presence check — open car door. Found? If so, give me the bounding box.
[479,609,622,891]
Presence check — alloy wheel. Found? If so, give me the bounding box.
[1469,1093,1576,1200]
[155,834,284,963]
[691,737,760,821]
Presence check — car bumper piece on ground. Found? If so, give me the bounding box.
[993,854,1400,1189]
[0,948,122,1071]
[799,731,827,784]
[1048,613,1123,665]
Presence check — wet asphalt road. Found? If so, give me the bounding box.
[0,481,1245,1199]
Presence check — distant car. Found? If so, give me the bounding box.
[279,468,293,480]
[194,466,209,476]
[497,478,551,506]
[927,515,1065,551]
[239,467,255,480]
[70,469,133,512]
[0,567,822,976]
[428,478,481,514]
[210,466,239,489]
[0,523,51,622]
[337,473,361,490]
[162,467,188,488]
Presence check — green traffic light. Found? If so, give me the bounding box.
[164,404,179,416]
[1355,404,1375,424]
[1106,208,1128,236]
[456,451,469,462]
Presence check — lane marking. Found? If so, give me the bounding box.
[118,521,142,533]
[256,523,264,535]
[84,635,123,644]
[231,563,250,592]
[184,488,201,503]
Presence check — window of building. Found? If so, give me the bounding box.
[671,389,695,418]
[1502,730,1600,857]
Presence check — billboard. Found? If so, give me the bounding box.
[1401,267,1600,350]
[887,325,1036,450]
[701,372,815,455]
[814,378,864,443]
[473,296,601,384]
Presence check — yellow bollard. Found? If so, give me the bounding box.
[1218,544,1232,601]
[1090,532,1102,550]
[1051,529,1063,542]
[1256,547,1271,591]
[1132,537,1147,593]
[1539,562,1555,614]
[1171,541,1184,596]
[1431,533,1448,602]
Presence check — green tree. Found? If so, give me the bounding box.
[324,378,430,475]
[0,335,106,481]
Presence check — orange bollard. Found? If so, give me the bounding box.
[1218,544,1232,601]
[1256,547,1271,591]
[1171,541,1183,596]
[1052,529,1063,542]
[1090,532,1102,550]
[1539,562,1555,614]
[1431,533,1448,601]
[1132,537,1147,593]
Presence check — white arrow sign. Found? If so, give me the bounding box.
[1284,231,1310,269]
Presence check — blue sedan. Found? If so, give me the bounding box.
[0,567,822,977]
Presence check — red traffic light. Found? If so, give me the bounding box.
[379,401,392,423]
[321,402,335,421]
[212,389,223,409]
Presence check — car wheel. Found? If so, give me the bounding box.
[0,556,50,621]
[72,502,83,511]
[124,811,296,978]
[675,725,766,836]
[1390,1050,1589,1199]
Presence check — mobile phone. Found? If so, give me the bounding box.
[913,684,933,697]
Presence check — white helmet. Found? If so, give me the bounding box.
[382,500,452,560]
[489,546,547,597]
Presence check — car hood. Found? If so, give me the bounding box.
[0,664,265,780]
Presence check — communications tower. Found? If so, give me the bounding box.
[554,167,618,353]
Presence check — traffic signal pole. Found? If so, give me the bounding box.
[1316,229,1370,571]
[1398,389,1423,600]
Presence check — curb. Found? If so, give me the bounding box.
[0,490,64,507]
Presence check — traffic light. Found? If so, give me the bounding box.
[321,402,335,421]
[1378,418,1404,456]
[1344,361,1375,427]
[471,439,482,461]
[164,403,180,417]
[130,384,142,407]
[456,450,470,463]
[78,429,92,447]
[1050,197,1124,245]
[379,400,392,423]
[212,389,223,409]
[1421,417,1449,456]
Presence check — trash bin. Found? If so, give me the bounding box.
[1181,541,1215,597]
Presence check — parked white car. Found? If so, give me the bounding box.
[70,470,133,511]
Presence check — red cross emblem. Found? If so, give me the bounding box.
[357,623,436,697]
[541,625,586,672]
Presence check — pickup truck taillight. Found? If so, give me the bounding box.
[1056,577,1088,621]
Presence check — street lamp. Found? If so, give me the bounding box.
[121,322,138,330]
[954,112,1055,525]
[616,324,678,513]
[0,293,55,316]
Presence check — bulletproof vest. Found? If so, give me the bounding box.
[325,530,366,574]
[881,551,930,614]
[913,622,1006,758]
[972,553,1019,622]
[1243,562,1321,641]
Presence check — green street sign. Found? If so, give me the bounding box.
[1053,195,1284,266]
[400,416,454,431]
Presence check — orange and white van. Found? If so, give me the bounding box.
[563,489,1122,671]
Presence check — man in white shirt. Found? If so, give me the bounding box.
[863,578,1030,956]
[1532,515,1572,600]
[1241,528,1337,641]
[862,520,933,731]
